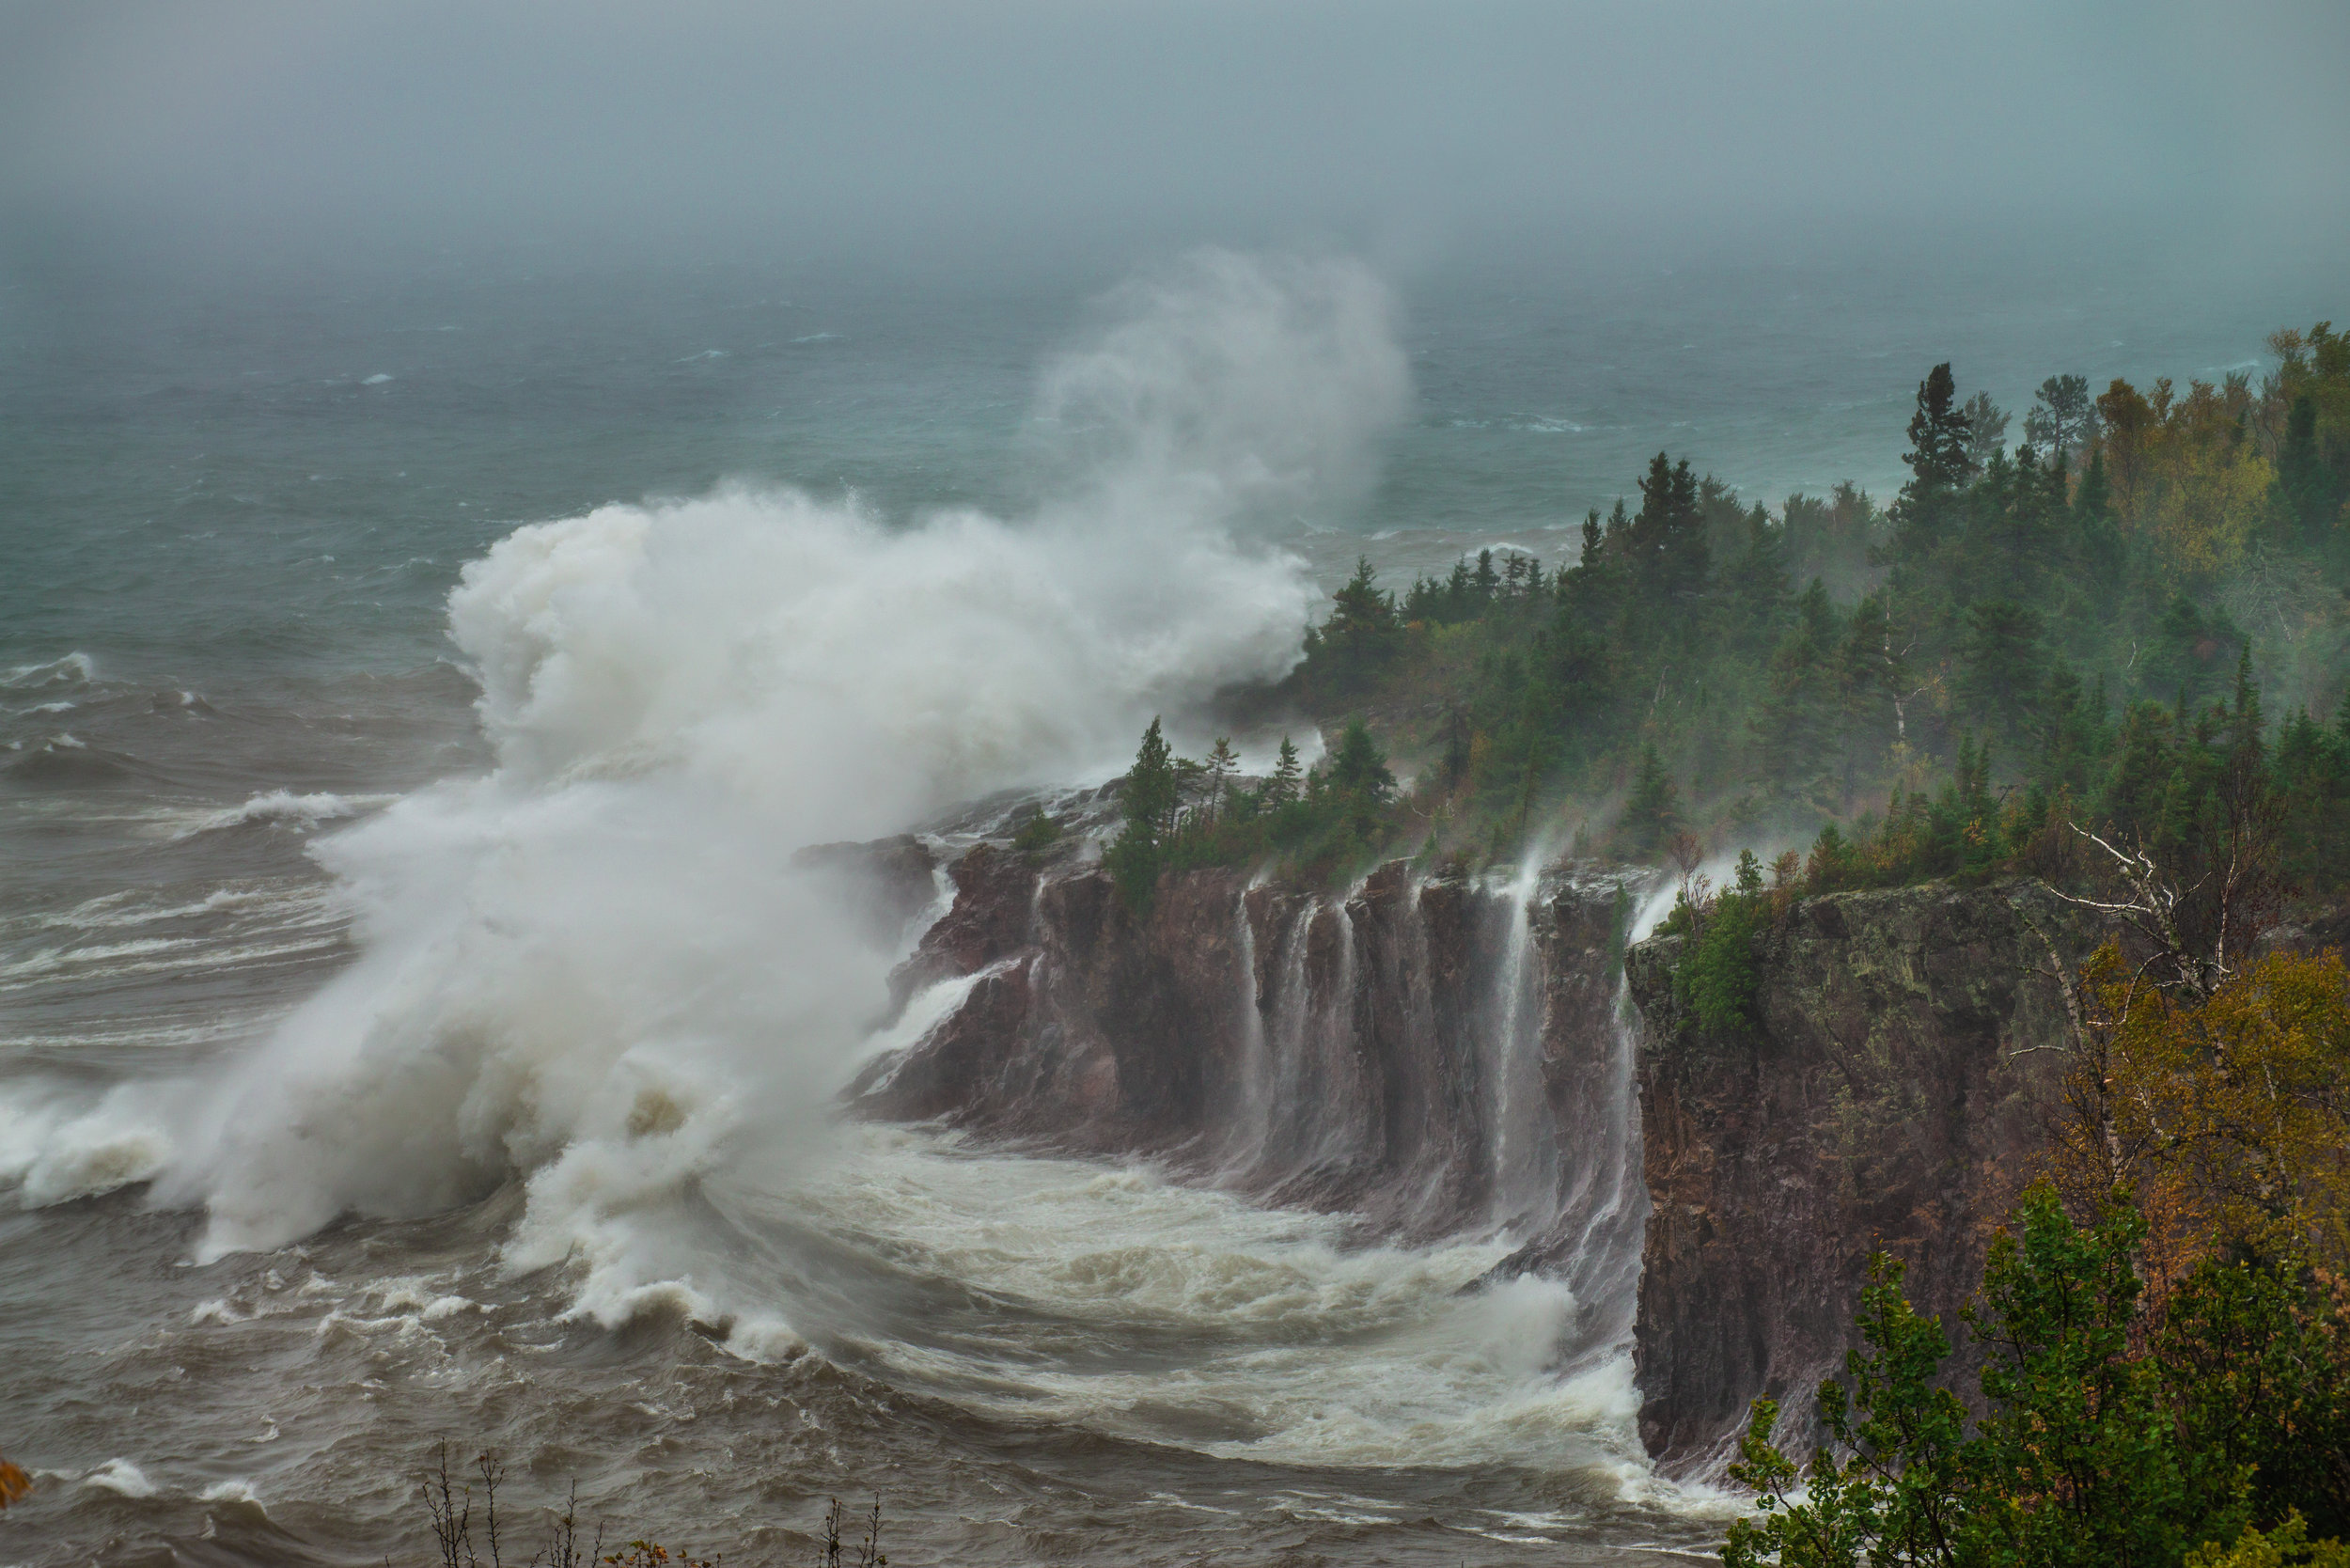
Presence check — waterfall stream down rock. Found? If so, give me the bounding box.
[841,839,2235,1477]
[849,847,1656,1383]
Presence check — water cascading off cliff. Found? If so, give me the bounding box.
[853,845,1655,1380]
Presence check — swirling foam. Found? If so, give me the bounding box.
[30,255,1406,1323]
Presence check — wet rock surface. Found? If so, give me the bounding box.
[1623,877,2102,1469]
[846,834,2191,1477]
[850,847,1653,1361]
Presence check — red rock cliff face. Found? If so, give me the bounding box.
[851,848,1651,1343]
[843,843,2325,1476]
[1622,877,2100,1471]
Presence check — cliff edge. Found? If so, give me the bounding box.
[1622,877,2101,1468]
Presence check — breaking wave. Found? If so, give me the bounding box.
[179,791,394,837]
[12,252,1413,1329]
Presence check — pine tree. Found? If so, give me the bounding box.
[1472,548,1499,604]
[1960,388,2009,475]
[1622,742,1683,856]
[1631,452,1708,602]
[1443,557,1476,619]
[1958,599,2047,753]
[1307,557,1403,692]
[2069,444,2123,579]
[1266,736,1303,806]
[2024,372,2100,468]
[1122,717,1179,838]
[1755,582,1842,811]
[2276,396,2335,547]
[1106,717,1179,910]
[1837,590,1905,802]
[1731,503,1792,651]
[1904,363,1974,491]
[1202,737,1238,820]
[1327,557,1400,636]
[1327,718,1395,801]
[1890,363,1975,572]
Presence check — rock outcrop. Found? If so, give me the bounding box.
[837,832,2148,1476]
[850,848,1653,1361]
[1623,877,2102,1468]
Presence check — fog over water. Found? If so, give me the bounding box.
[2,5,2345,1564]
[8,1,2346,273]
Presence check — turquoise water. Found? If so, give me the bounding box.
[5,246,2317,681]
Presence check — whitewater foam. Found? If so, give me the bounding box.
[0,254,1686,1502]
[760,1126,1643,1472]
[177,790,394,837]
[79,1459,160,1498]
[2,651,95,689]
[62,253,1403,1319]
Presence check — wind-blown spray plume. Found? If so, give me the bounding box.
[10,255,1409,1328]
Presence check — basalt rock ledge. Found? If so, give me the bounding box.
[1623,876,2102,1469]
[844,840,2120,1474]
[850,844,1652,1369]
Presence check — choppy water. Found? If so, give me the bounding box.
[0,243,2316,1563]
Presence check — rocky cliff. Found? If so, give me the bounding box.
[850,846,1653,1363]
[838,836,2132,1475]
[1623,878,2101,1468]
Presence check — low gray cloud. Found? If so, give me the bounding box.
[2,0,2343,279]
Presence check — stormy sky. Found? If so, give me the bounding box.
[4,0,2345,284]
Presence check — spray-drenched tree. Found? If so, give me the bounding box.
[1621,742,1683,856]
[1326,717,1395,801]
[1303,557,1402,693]
[1265,736,1303,805]
[1106,717,1178,910]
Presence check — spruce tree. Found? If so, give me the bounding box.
[2024,372,2099,468]
[1266,736,1303,806]
[1631,452,1708,602]
[1731,503,1792,652]
[1958,599,2047,753]
[2277,396,2335,546]
[1623,742,1683,856]
[1122,717,1179,838]
[1107,717,1179,910]
[1308,558,1404,692]
[1442,557,1475,620]
[1960,389,2008,475]
[1904,363,1974,491]
[1202,737,1238,820]
[1327,718,1395,801]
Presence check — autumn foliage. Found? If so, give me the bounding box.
[2052,943,2350,1290]
[1725,931,2350,1567]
